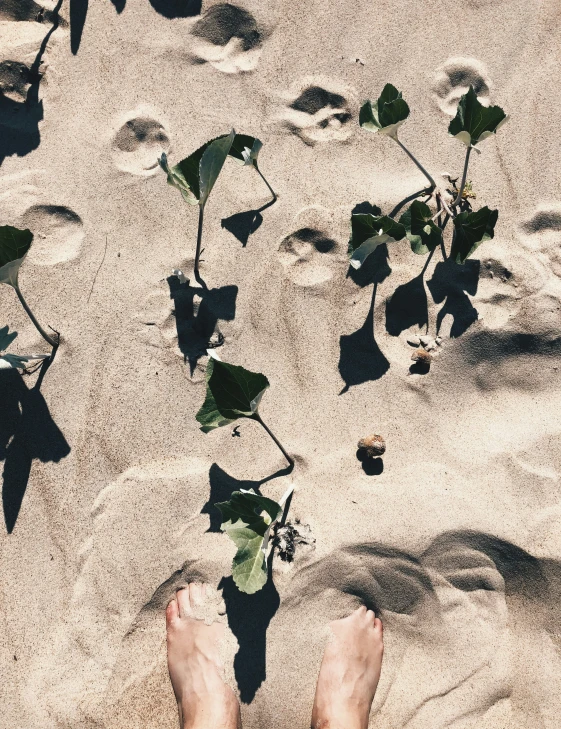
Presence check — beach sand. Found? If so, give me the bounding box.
[2,0,561,727]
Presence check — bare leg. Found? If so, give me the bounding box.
[311,606,384,729]
[166,583,241,729]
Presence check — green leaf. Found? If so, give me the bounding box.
[451,206,498,263]
[0,226,33,288]
[0,325,48,370]
[448,86,507,147]
[199,129,236,206]
[159,130,235,206]
[349,213,406,269]
[229,134,263,167]
[399,200,443,255]
[216,488,282,594]
[359,83,410,139]
[196,356,270,433]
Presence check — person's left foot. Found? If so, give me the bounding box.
[166,583,240,729]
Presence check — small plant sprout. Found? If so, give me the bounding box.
[359,83,436,191]
[353,84,507,271]
[216,485,294,594]
[349,213,406,270]
[0,325,49,370]
[196,351,294,470]
[159,131,275,285]
[0,226,59,349]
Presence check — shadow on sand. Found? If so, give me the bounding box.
[0,356,70,533]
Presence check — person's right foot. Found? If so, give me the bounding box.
[311,606,384,729]
[166,583,240,729]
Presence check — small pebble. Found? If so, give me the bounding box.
[357,434,386,458]
[411,349,432,365]
[420,335,431,347]
[435,336,443,345]
[407,335,421,347]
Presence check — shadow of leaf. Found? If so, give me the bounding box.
[427,259,480,338]
[221,197,276,247]
[385,274,428,337]
[168,277,237,375]
[1,369,70,533]
[339,283,390,393]
[219,572,280,703]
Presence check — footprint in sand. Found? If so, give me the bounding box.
[0,60,33,102]
[0,0,62,23]
[276,78,355,146]
[188,3,265,74]
[433,57,491,115]
[278,207,346,288]
[20,204,84,265]
[111,112,171,176]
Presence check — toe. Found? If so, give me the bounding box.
[373,617,383,632]
[189,582,206,606]
[177,586,193,618]
[166,598,179,625]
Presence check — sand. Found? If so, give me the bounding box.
[1,0,561,727]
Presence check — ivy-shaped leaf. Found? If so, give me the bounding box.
[196,355,270,433]
[199,130,236,206]
[449,86,508,147]
[451,206,498,263]
[359,83,410,139]
[399,200,443,255]
[0,226,33,288]
[349,213,406,269]
[159,130,235,206]
[216,488,283,594]
[0,325,48,370]
[229,134,263,167]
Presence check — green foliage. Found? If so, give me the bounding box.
[449,86,507,147]
[349,213,406,269]
[0,226,33,288]
[399,200,443,255]
[196,356,270,432]
[359,83,410,139]
[159,130,236,206]
[216,488,283,594]
[229,134,263,167]
[451,206,498,263]
[0,326,47,370]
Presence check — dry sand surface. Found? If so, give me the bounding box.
[1,0,561,727]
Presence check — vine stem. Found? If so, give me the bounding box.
[253,412,294,470]
[393,137,436,190]
[254,163,277,204]
[15,285,58,348]
[452,146,472,207]
[194,204,206,288]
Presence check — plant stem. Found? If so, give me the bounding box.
[253,413,294,470]
[254,163,277,204]
[194,204,206,288]
[452,146,472,207]
[15,285,58,348]
[394,137,436,190]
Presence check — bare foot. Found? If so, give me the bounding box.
[166,583,240,729]
[311,606,384,729]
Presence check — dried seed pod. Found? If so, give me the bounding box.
[357,434,386,458]
[411,348,432,365]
